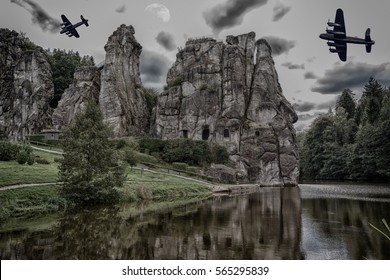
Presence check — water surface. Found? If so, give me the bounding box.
[1,183,389,259]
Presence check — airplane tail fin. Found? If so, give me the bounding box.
[81,15,89,27]
[365,28,373,53]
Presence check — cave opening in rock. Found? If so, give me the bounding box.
[202,128,210,140]
[224,128,230,138]
[182,130,188,138]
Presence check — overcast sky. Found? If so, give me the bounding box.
[2,0,390,130]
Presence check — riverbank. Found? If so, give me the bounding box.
[0,166,214,221]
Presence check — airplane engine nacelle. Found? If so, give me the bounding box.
[326,29,345,36]
[327,42,345,48]
[327,22,341,27]
[329,48,342,53]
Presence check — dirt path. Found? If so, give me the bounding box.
[0,182,58,191]
[31,146,63,155]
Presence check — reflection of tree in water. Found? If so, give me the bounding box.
[122,188,303,260]
[52,207,123,259]
[1,188,304,259]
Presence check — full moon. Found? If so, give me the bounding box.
[145,3,171,23]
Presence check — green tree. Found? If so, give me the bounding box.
[59,101,124,207]
[142,87,159,130]
[300,114,335,179]
[336,89,356,119]
[357,77,383,125]
[47,49,83,108]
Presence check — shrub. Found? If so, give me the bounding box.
[28,134,45,142]
[134,151,158,165]
[123,148,137,167]
[27,156,35,165]
[115,139,128,149]
[187,166,199,174]
[0,141,19,161]
[211,144,230,164]
[17,145,34,165]
[172,162,188,171]
[138,138,166,154]
[168,77,182,88]
[35,157,50,165]
[162,138,211,165]
[17,150,30,164]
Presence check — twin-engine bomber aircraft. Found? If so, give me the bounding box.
[60,14,89,38]
[319,8,375,61]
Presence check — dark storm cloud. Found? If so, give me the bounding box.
[115,4,126,13]
[272,3,291,21]
[11,0,60,33]
[203,0,268,35]
[155,31,177,51]
[293,102,316,113]
[140,50,171,84]
[304,71,318,79]
[312,61,390,94]
[262,36,296,56]
[282,62,305,70]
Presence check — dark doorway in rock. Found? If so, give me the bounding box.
[255,131,260,137]
[202,128,210,140]
[183,130,188,138]
[224,129,230,138]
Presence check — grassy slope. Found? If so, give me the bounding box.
[0,149,212,220]
[0,150,59,187]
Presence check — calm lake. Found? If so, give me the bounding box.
[1,183,389,259]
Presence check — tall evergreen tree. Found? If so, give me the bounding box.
[336,89,356,119]
[59,101,124,207]
[359,77,383,125]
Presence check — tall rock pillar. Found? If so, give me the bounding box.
[99,25,148,137]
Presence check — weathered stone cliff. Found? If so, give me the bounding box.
[99,24,148,137]
[52,66,100,130]
[0,29,53,140]
[154,33,299,186]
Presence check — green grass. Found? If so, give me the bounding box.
[0,150,61,187]
[0,150,213,220]
[0,184,67,221]
[119,167,212,202]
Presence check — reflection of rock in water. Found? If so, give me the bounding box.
[0,189,303,259]
[126,188,303,259]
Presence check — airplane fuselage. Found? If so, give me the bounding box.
[319,33,375,45]
[60,21,84,34]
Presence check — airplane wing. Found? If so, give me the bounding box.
[334,9,346,39]
[334,9,347,61]
[69,28,80,38]
[61,14,72,27]
[60,14,80,38]
[337,45,347,61]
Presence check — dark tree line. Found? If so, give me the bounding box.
[300,77,390,182]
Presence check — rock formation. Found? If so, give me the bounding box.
[99,24,148,137]
[154,33,299,186]
[52,66,100,130]
[0,29,53,141]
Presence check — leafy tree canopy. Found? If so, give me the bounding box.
[59,101,124,207]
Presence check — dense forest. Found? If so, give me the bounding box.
[299,77,390,182]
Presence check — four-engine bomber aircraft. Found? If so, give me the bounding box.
[319,8,375,61]
[60,14,89,38]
